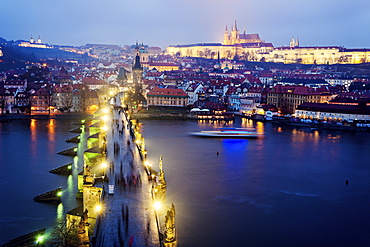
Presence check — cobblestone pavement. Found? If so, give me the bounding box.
[93,98,160,247]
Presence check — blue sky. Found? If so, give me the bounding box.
[2,0,370,49]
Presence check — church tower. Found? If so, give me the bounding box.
[230,20,240,44]
[223,25,230,45]
[295,37,299,47]
[37,35,42,44]
[30,35,34,43]
[132,42,143,85]
[290,37,295,47]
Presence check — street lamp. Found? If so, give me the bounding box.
[102,115,109,122]
[154,201,162,210]
[95,204,103,213]
[102,107,109,114]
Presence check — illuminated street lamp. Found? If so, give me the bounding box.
[154,201,162,210]
[101,162,108,179]
[101,162,108,169]
[101,125,108,131]
[95,204,102,213]
[102,107,109,114]
[102,115,109,122]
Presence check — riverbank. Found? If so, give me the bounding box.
[133,113,197,120]
[267,117,370,132]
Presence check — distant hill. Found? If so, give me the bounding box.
[17,46,93,62]
[0,45,39,71]
[0,42,95,71]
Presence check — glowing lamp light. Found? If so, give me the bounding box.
[57,191,62,197]
[101,162,108,168]
[95,204,102,212]
[81,119,85,123]
[102,115,109,122]
[73,148,77,152]
[154,201,162,210]
[101,125,108,131]
[36,235,44,243]
[68,165,72,170]
[102,108,109,114]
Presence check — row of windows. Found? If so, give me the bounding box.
[148,99,186,105]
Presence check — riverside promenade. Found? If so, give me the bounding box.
[93,96,160,246]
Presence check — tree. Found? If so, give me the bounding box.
[47,218,79,247]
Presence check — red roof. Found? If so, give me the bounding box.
[147,87,187,97]
[82,77,107,85]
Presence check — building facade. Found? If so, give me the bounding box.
[147,87,188,107]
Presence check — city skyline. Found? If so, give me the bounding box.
[2,0,370,49]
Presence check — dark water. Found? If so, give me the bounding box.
[140,118,370,247]
[1,118,370,246]
[0,119,82,244]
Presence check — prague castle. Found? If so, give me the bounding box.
[223,20,264,45]
[166,21,370,65]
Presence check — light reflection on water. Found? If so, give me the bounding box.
[0,119,82,244]
[140,119,370,247]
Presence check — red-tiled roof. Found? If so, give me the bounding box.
[147,87,187,97]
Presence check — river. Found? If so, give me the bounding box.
[140,118,370,247]
[1,117,370,246]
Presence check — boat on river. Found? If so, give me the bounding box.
[189,127,264,138]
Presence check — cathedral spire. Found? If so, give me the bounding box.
[295,37,299,47]
[233,19,238,31]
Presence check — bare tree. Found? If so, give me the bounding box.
[47,218,79,247]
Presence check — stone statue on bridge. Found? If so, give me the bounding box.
[158,156,166,187]
[164,203,176,243]
[78,209,90,246]
[83,165,94,185]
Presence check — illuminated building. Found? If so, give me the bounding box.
[223,20,264,45]
[166,20,274,60]
[166,21,370,65]
[144,62,179,72]
[266,85,322,114]
[147,87,188,107]
[18,35,52,49]
[295,102,370,121]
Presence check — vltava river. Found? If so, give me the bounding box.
[140,118,370,247]
[0,119,82,244]
[1,117,370,246]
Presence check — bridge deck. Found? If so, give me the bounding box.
[93,101,160,246]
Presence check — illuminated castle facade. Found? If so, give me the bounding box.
[223,20,263,45]
[166,21,370,65]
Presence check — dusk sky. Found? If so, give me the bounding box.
[2,0,370,49]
